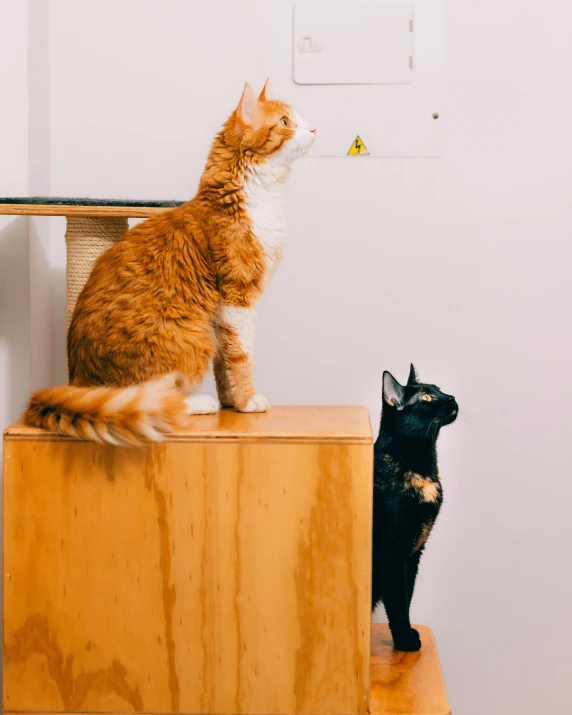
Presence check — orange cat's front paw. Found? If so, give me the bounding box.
[238,394,269,413]
[184,394,220,415]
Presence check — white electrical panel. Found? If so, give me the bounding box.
[293,2,414,85]
[262,0,444,157]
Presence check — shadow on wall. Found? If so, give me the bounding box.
[0,217,31,430]
[52,267,66,385]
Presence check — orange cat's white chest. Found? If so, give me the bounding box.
[244,166,287,279]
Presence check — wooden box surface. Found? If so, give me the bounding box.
[3,406,373,715]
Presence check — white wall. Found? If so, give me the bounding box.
[0,1,30,450]
[28,0,53,391]
[2,1,572,712]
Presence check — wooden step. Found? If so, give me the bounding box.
[371,623,451,715]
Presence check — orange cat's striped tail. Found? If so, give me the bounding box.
[23,374,188,446]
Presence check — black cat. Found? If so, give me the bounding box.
[372,364,458,652]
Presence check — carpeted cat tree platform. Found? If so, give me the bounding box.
[0,197,451,715]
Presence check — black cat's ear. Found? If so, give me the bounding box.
[407,363,418,386]
[383,371,405,409]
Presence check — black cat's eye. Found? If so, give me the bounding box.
[421,394,434,402]
[280,116,289,127]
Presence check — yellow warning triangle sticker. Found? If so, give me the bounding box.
[347,135,369,155]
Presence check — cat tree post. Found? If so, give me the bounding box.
[65,215,128,335]
[65,215,128,377]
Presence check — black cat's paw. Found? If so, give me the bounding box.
[393,628,421,652]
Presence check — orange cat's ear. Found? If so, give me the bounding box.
[236,83,258,126]
[258,78,271,102]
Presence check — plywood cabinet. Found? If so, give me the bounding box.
[3,406,373,715]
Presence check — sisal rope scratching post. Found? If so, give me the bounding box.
[65,215,128,377]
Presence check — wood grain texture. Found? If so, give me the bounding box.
[4,406,372,445]
[370,623,451,715]
[2,624,451,715]
[0,204,175,218]
[3,410,373,715]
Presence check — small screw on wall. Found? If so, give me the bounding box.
[432,113,440,119]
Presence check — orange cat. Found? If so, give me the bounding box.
[24,81,316,445]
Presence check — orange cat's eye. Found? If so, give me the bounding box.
[421,394,434,402]
[280,117,289,127]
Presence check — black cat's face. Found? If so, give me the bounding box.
[382,364,458,439]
